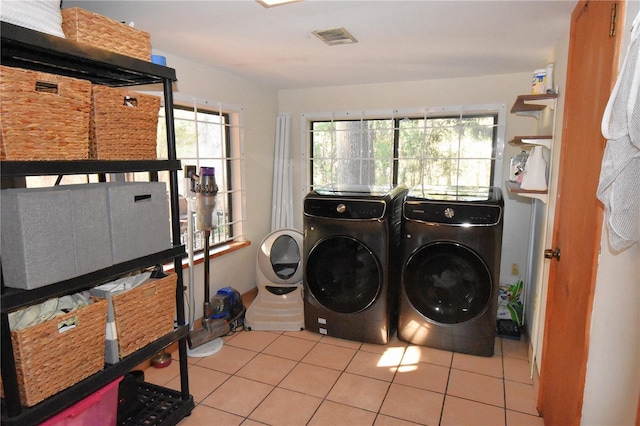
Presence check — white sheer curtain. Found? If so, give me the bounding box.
[271,112,293,231]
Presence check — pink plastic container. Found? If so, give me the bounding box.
[41,377,123,426]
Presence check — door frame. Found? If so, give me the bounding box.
[536,1,626,424]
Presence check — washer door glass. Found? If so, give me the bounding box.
[404,242,491,324]
[306,235,381,313]
[271,235,301,280]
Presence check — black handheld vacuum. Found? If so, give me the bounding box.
[187,167,245,354]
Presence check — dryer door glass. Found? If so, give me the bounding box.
[306,236,381,313]
[271,235,300,280]
[404,242,491,324]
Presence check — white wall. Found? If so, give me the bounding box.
[582,2,640,424]
[278,72,540,295]
[148,51,280,320]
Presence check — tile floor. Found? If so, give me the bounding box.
[141,326,544,426]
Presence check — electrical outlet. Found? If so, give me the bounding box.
[511,263,519,276]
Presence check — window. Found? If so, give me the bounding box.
[155,97,246,252]
[307,105,505,191]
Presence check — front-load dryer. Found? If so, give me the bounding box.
[398,186,504,356]
[303,185,407,344]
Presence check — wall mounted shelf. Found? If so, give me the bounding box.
[505,181,549,203]
[507,92,558,204]
[511,93,559,119]
[509,136,553,150]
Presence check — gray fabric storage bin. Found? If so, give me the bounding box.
[65,183,113,275]
[1,188,77,289]
[106,182,171,263]
[1,184,114,289]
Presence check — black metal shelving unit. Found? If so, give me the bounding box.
[1,22,194,425]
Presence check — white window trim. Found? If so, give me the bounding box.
[300,103,506,195]
[148,91,248,245]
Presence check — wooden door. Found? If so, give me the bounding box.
[538,1,624,425]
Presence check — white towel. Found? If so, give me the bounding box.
[8,293,90,331]
[598,10,640,251]
[0,0,65,38]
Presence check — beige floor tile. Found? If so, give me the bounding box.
[502,337,528,360]
[503,356,534,384]
[326,372,390,412]
[301,341,357,371]
[201,376,273,417]
[494,337,503,356]
[309,400,377,426]
[235,353,297,385]
[346,350,399,381]
[506,409,545,425]
[165,364,229,403]
[401,344,453,368]
[226,330,280,352]
[166,343,200,366]
[283,329,324,342]
[165,319,544,426]
[447,369,505,407]
[141,360,180,387]
[505,380,539,416]
[278,362,341,398]
[393,360,449,394]
[222,330,250,344]
[441,395,506,426]
[262,334,317,361]
[240,419,267,426]
[320,335,364,349]
[374,414,423,425]
[373,346,408,369]
[179,404,244,426]
[249,387,322,426]
[196,344,257,375]
[361,335,408,355]
[379,383,444,425]
[452,351,504,378]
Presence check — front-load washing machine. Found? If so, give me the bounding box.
[398,186,504,356]
[303,184,407,344]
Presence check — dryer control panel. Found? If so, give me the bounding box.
[403,201,502,226]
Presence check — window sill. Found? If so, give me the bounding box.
[165,240,252,273]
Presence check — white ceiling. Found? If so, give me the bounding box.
[62,0,577,90]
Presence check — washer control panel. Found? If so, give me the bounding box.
[403,201,502,226]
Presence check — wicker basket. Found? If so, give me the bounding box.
[0,65,91,160]
[0,299,108,407]
[98,273,177,359]
[61,8,151,61]
[90,85,160,160]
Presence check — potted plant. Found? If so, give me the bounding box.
[497,279,523,339]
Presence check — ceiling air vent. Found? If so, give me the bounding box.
[312,27,358,46]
